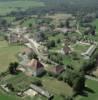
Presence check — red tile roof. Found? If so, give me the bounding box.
[27,59,44,70]
[51,65,64,74]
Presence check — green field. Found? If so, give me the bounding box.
[92,19,98,32]
[63,43,89,71]
[1,73,38,91]
[41,76,72,96]
[80,18,98,41]
[72,44,89,54]
[0,0,44,15]
[85,20,98,41]
[76,79,98,100]
[0,92,20,100]
[0,73,46,100]
[0,40,25,73]
[21,17,37,27]
[79,18,98,41]
[0,73,72,100]
[63,55,85,71]
[3,16,15,23]
[48,34,65,51]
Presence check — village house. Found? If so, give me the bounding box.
[54,27,68,33]
[49,65,65,75]
[62,45,71,55]
[6,33,19,44]
[81,44,97,59]
[33,32,45,42]
[23,88,38,97]
[30,84,53,100]
[39,25,50,32]
[18,48,34,61]
[6,33,28,44]
[19,59,45,76]
[54,27,75,34]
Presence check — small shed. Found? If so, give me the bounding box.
[49,65,65,75]
[63,45,71,55]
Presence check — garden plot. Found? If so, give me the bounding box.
[71,42,90,54]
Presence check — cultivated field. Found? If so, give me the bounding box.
[0,0,44,15]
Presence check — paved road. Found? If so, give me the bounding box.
[7,27,59,66]
[76,23,82,35]
[24,35,58,65]
[49,50,63,54]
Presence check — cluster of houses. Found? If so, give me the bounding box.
[6,33,28,44]
[3,17,98,99]
[18,47,65,77]
[18,47,43,76]
[5,27,28,44]
[62,45,71,55]
[54,27,75,34]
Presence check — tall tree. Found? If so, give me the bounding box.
[9,62,19,75]
[73,74,85,93]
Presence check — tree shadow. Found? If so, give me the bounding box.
[78,91,88,97]
[84,87,95,94]
[77,86,95,97]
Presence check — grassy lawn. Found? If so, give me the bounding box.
[0,0,44,15]
[81,18,98,41]
[0,89,45,100]
[1,73,38,91]
[76,79,98,100]
[62,43,89,70]
[72,44,89,54]
[0,91,20,100]
[63,55,85,71]
[47,13,72,26]
[21,17,37,27]
[0,40,25,73]
[3,16,15,23]
[92,19,98,32]
[48,34,64,50]
[41,76,72,96]
[0,73,45,100]
[79,18,98,41]
[48,34,64,41]
[2,74,98,100]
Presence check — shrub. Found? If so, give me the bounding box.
[57,76,63,81]
[32,79,42,86]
